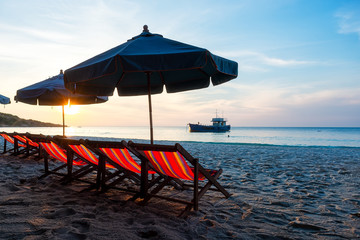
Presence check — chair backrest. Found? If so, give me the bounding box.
[129,142,204,181]
[39,141,85,166]
[14,135,39,147]
[69,144,98,165]
[84,139,155,174]
[23,135,40,147]
[100,147,142,173]
[1,133,15,144]
[1,133,27,147]
[68,143,115,169]
[24,134,49,144]
[143,149,197,181]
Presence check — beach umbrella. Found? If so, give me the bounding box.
[64,25,238,144]
[0,94,10,105]
[15,70,108,136]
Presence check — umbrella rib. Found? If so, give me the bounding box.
[159,72,165,85]
[198,68,210,77]
[116,72,125,89]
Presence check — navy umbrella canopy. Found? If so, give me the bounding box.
[0,94,10,105]
[64,25,238,143]
[16,70,108,106]
[15,70,108,136]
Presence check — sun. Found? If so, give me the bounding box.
[63,105,80,115]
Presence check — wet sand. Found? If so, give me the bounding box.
[0,139,359,239]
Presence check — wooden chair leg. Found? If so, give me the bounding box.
[140,157,149,199]
[66,150,74,182]
[193,158,199,211]
[96,155,105,190]
[3,139,6,153]
[39,153,50,179]
[142,177,172,204]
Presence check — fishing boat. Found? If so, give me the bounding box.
[188,115,230,132]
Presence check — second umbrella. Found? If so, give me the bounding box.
[15,70,108,136]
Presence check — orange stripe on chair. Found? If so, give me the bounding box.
[14,135,39,148]
[1,134,14,144]
[171,151,196,180]
[163,151,189,179]
[144,151,164,175]
[23,136,39,147]
[100,148,155,174]
[39,142,66,162]
[144,151,187,179]
[100,148,141,173]
[69,144,115,169]
[39,142,85,166]
[69,145,97,164]
[160,151,190,180]
[1,133,27,148]
[144,150,205,181]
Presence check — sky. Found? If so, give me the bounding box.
[1,0,360,127]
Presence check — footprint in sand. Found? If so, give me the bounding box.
[126,218,134,225]
[5,183,20,192]
[43,208,76,219]
[54,228,87,240]
[138,230,158,239]
[71,219,91,233]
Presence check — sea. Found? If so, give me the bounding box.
[1,126,359,148]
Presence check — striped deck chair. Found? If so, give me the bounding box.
[13,134,40,157]
[127,141,231,217]
[52,137,117,191]
[0,132,27,154]
[83,139,157,192]
[37,139,90,182]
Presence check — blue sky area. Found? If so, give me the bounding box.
[0,0,359,127]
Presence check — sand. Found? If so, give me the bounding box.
[0,139,360,239]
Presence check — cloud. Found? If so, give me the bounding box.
[222,50,316,72]
[0,23,72,43]
[223,82,360,126]
[260,54,312,66]
[335,10,360,39]
[288,88,360,107]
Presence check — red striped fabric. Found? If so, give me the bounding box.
[39,142,85,166]
[69,144,115,169]
[1,133,27,148]
[14,135,39,147]
[100,148,155,174]
[100,148,141,173]
[143,150,205,181]
[22,136,39,147]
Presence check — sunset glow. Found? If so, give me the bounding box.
[57,105,80,115]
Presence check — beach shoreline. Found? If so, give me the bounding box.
[0,138,359,239]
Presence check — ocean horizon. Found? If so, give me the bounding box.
[2,126,360,148]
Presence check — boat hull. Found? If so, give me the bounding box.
[188,123,230,132]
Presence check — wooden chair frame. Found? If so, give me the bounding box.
[127,141,231,217]
[12,132,41,158]
[81,139,154,193]
[29,135,93,184]
[0,132,27,155]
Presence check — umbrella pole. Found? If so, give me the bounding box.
[147,72,154,145]
[140,72,152,199]
[62,105,65,137]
